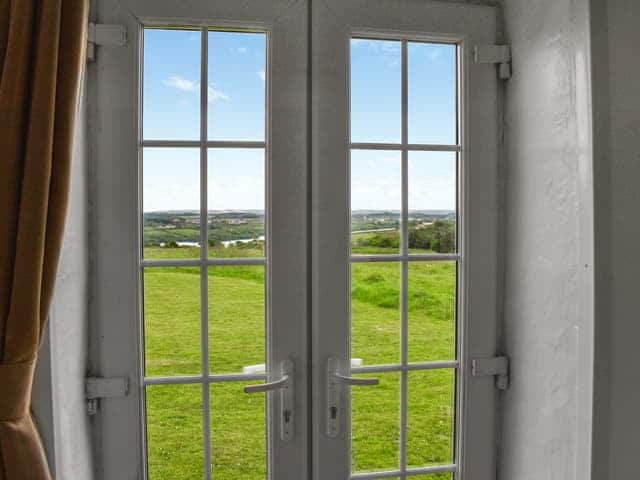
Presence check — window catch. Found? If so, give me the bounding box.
[474,44,512,80]
[85,376,129,415]
[471,356,509,390]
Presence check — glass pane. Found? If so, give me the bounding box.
[408,262,456,363]
[144,266,201,377]
[211,382,266,479]
[352,373,400,473]
[208,31,266,141]
[209,266,265,374]
[208,149,265,258]
[143,148,200,260]
[351,263,400,366]
[408,152,457,254]
[351,150,401,255]
[407,369,456,468]
[408,42,457,145]
[146,384,203,479]
[351,38,401,143]
[143,29,200,140]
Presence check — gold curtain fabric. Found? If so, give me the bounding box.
[0,0,88,478]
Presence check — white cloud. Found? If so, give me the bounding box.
[208,86,230,102]
[236,47,248,53]
[257,69,266,82]
[164,76,230,102]
[163,75,198,92]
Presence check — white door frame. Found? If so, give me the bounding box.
[90,1,308,478]
[311,1,500,479]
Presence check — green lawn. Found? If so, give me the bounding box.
[143,245,456,479]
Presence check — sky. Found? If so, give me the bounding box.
[143,30,457,213]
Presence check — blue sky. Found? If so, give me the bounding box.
[143,30,456,213]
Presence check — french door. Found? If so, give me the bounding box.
[91,1,499,479]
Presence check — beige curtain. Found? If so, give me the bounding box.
[0,0,88,478]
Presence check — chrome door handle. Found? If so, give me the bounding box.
[326,357,379,437]
[243,375,289,393]
[244,359,294,442]
[331,373,379,386]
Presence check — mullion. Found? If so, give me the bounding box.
[199,27,212,480]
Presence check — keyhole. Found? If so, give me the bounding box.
[284,409,292,423]
[330,406,337,419]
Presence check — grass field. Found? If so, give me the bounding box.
[143,244,456,479]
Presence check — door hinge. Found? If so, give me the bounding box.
[87,23,127,62]
[474,44,512,80]
[472,356,509,390]
[85,376,129,415]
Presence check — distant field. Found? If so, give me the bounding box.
[143,237,456,479]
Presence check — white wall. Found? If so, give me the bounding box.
[499,0,594,478]
[32,75,94,480]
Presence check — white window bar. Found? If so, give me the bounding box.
[349,38,461,480]
[198,26,213,480]
[351,464,457,479]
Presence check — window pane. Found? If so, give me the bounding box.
[408,262,456,363]
[208,149,265,258]
[211,382,266,479]
[146,384,204,479]
[352,373,400,473]
[408,152,457,255]
[351,263,400,366]
[208,31,266,141]
[351,150,401,255]
[351,39,401,143]
[407,369,456,468]
[143,29,200,140]
[209,266,265,374]
[143,148,200,260]
[144,266,201,377]
[408,42,457,145]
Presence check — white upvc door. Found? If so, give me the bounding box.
[311,1,499,480]
[91,1,308,479]
[92,0,499,479]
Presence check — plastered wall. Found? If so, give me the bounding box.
[499,0,594,478]
[32,77,94,479]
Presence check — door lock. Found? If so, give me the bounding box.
[244,359,294,442]
[326,357,379,437]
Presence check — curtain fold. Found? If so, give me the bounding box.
[0,0,88,478]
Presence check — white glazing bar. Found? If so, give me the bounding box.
[142,139,266,149]
[142,140,201,148]
[400,39,409,480]
[142,259,202,268]
[350,464,457,479]
[350,142,460,152]
[350,142,402,150]
[406,143,461,152]
[199,27,212,480]
[143,373,268,386]
[142,257,266,268]
[350,254,459,263]
[144,376,204,386]
[351,361,458,375]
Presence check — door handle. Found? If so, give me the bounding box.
[244,359,294,442]
[326,356,379,437]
